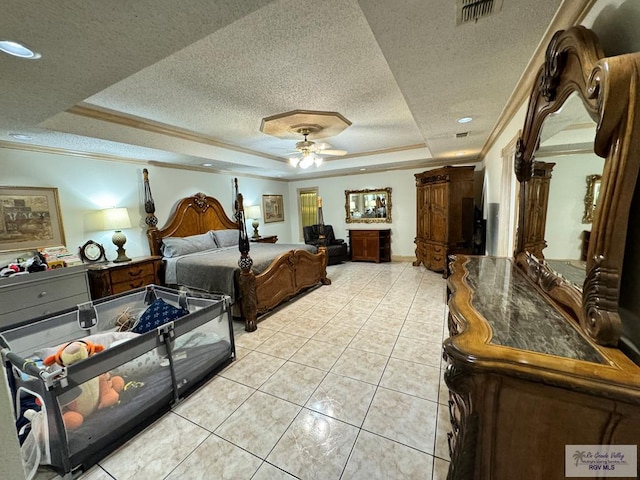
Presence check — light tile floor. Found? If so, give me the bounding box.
[38,261,452,480]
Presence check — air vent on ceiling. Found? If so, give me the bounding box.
[456,0,503,25]
[456,132,469,138]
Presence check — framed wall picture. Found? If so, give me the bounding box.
[262,194,284,223]
[0,186,66,252]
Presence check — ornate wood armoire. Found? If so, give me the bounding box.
[413,166,474,272]
[521,161,555,259]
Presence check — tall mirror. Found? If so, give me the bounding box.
[514,26,640,350]
[345,188,392,223]
[534,92,603,288]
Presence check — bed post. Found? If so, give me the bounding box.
[317,198,331,279]
[235,178,258,332]
[142,168,161,256]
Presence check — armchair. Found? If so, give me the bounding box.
[303,224,348,265]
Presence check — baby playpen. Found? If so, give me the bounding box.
[1,284,235,478]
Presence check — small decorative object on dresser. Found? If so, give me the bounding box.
[348,229,390,263]
[87,256,162,299]
[250,235,278,243]
[79,240,106,263]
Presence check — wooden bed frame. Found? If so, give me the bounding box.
[142,169,331,331]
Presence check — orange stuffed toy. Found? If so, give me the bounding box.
[43,340,125,430]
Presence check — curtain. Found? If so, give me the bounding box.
[300,191,318,227]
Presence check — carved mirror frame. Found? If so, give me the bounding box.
[344,188,392,224]
[515,26,640,347]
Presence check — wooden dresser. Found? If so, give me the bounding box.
[442,26,640,479]
[87,256,162,299]
[413,166,474,272]
[348,229,390,263]
[445,256,640,480]
[0,265,90,330]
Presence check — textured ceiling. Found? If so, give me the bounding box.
[0,0,568,180]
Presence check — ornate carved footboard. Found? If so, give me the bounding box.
[142,169,330,331]
[241,249,330,331]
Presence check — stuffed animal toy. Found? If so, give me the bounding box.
[43,341,124,430]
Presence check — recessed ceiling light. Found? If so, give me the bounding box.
[456,151,465,157]
[9,133,33,141]
[0,40,41,59]
[202,163,212,167]
[360,168,366,171]
[457,116,473,124]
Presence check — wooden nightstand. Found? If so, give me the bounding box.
[87,256,163,299]
[250,235,278,243]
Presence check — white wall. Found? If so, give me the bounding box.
[478,102,528,255]
[544,154,604,259]
[288,167,448,259]
[0,148,287,263]
[1,144,488,265]
[1,147,442,262]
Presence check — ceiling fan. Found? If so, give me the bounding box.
[288,127,347,168]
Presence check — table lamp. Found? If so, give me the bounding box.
[102,207,132,262]
[245,205,261,239]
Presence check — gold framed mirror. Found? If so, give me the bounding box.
[345,188,392,223]
[514,26,640,347]
[582,174,602,223]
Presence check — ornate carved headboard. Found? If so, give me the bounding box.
[142,170,238,256]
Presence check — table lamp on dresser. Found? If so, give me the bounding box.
[245,205,261,239]
[102,207,132,262]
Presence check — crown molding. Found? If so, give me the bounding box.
[0,140,149,165]
[146,160,287,182]
[329,143,428,160]
[68,103,286,162]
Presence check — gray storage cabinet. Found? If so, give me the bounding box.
[0,265,90,330]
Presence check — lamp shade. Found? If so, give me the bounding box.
[245,205,261,220]
[101,207,132,231]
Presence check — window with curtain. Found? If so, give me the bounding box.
[299,190,318,228]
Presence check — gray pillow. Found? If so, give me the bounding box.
[212,229,239,248]
[162,232,217,257]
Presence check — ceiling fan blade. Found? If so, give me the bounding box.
[314,142,332,150]
[318,149,347,156]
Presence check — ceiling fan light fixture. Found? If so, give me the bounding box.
[298,151,315,169]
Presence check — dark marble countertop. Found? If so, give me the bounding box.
[462,257,605,364]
